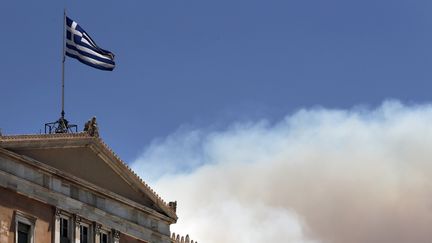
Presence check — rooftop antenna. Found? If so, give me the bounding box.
[45,9,77,134]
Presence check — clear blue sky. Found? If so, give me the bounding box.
[1,0,432,162]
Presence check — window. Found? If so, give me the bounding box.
[97,227,110,243]
[60,217,70,243]
[17,222,30,243]
[100,231,109,243]
[15,211,36,243]
[80,223,90,243]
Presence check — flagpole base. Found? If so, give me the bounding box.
[45,116,77,134]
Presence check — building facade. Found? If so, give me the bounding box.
[0,132,179,243]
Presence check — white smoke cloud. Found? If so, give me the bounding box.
[131,101,432,243]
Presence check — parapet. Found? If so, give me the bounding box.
[171,233,198,243]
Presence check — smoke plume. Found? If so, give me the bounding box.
[132,101,432,243]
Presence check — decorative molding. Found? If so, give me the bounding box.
[171,233,197,243]
[0,169,174,242]
[95,224,102,234]
[0,133,178,221]
[15,210,36,243]
[112,229,120,239]
[0,132,90,140]
[15,210,37,224]
[55,208,61,217]
[168,201,177,213]
[74,215,81,226]
[0,147,175,224]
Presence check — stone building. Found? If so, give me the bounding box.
[0,131,179,243]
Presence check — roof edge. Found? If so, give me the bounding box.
[0,133,178,221]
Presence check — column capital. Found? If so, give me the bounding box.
[112,229,120,239]
[55,208,61,217]
[95,224,102,234]
[74,215,81,226]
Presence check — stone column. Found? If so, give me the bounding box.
[54,209,61,243]
[112,230,120,243]
[94,224,101,243]
[74,215,81,243]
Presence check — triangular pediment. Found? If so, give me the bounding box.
[0,133,177,221]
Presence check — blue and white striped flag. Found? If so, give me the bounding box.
[65,16,115,71]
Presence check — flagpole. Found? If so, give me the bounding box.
[43,9,78,134]
[61,9,66,119]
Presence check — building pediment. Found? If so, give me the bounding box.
[0,133,177,222]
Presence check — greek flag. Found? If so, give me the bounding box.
[65,16,115,71]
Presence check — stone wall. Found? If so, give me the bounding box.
[0,150,172,243]
[121,233,149,243]
[0,186,54,243]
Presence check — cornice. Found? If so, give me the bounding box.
[0,133,177,222]
[0,147,175,224]
[92,138,178,220]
